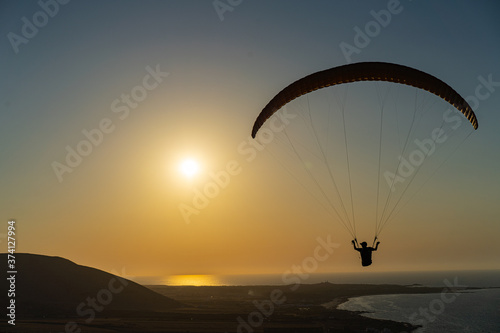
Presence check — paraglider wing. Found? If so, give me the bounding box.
[252,62,478,138]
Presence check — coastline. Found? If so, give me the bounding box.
[147,282,445,332]
[322,295,350,309]
[4,255,496,332]
[7,285,496,332]
[328,295,420,332]
[333,287,500,333]
[4,281,460,332]
[322,295,420,332]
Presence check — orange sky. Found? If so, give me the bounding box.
[2,1,499,282]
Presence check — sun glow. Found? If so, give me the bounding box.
[179,158,200,178]
[164,274,220,286]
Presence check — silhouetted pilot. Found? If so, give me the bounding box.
[352,240,380,267]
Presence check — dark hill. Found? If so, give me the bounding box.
[1,253,182,318]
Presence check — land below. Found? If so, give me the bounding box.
[1,254,467,332]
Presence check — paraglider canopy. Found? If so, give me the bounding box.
[252,62,477,138]
[251,62,478,243]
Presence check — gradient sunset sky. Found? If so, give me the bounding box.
[1,1,499,283]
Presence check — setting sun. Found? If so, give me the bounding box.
[4,1,499,332]
[179,158,200,178]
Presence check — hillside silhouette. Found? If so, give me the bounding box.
[1,253,182,318]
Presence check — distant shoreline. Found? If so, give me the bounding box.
[5,281,485,332]
[4,253,496,332]
[146,282,465,332]
[139,269,500,288]
[333,287,500,332]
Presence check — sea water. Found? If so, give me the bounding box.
[151,270,500,287]
[337,288,500,332]
[146,270,500,331]
[153,270,500,332]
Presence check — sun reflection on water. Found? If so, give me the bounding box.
[164,274,221,286]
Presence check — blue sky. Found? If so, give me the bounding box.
[1,1,499,279]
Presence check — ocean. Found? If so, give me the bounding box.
[337,288,500,333]
[148,270,500,332]
[150,269,500,288]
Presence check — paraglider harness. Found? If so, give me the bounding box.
[353,237,378,267]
